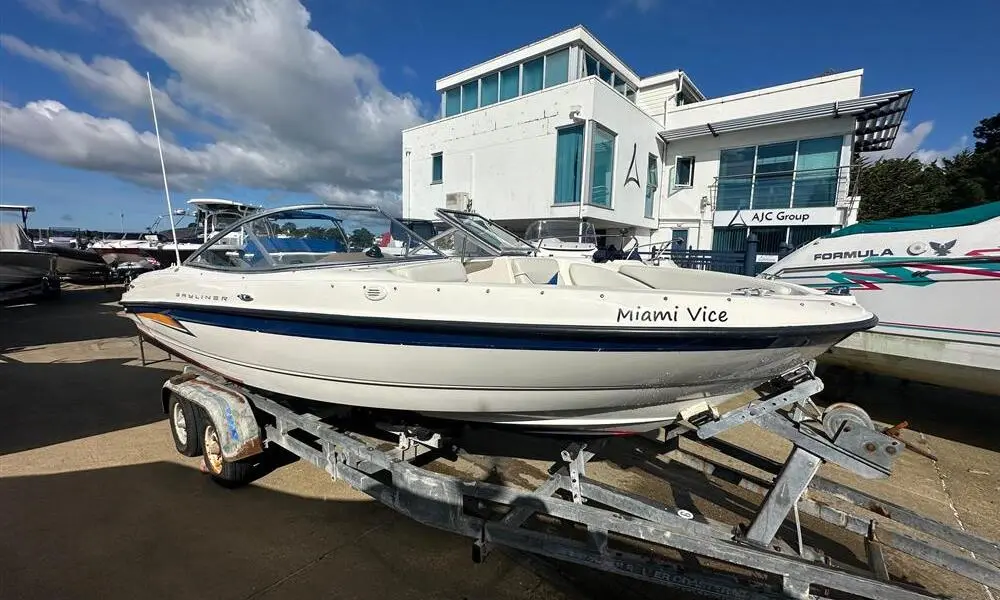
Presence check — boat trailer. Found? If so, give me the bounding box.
[160,364,1000,599]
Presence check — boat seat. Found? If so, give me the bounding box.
[566,263,650,288]
[509,258,560,285]
[388,260,469,282]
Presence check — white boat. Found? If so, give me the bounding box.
[761,202,1000,395]
[0,209,58,300]
[90,199,258,268]
[119,204,876,433]
[2,208,108,278]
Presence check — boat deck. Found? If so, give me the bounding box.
[2,284,999,600]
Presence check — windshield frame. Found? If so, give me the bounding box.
[434,208,536,257]
[184,203,447,272]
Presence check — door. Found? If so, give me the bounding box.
[670,229,689,251]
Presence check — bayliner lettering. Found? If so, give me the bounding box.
[617,306,728,323]
[813,249,894,261]
[176,292,229,301]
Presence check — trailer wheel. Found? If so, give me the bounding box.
[201,417,254,488]
[167,393,204,457]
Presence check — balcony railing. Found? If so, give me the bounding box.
[707,164,858,213]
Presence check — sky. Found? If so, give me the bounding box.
[1,0,997,231]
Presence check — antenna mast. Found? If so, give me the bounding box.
[146,72,182,267]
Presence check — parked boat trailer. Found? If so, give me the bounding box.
[161,363,1000,599]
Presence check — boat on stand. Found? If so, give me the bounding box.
[762,201,1000,395]
[0,206,60,301]
[120,203,877,433]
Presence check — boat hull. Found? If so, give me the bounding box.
[127,304,856,432]
[0,250,56,292]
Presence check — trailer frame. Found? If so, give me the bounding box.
[159,362,1000,600]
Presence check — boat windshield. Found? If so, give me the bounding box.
[187,205,444,270]
[434,209,535,256]
[524,220,597,245]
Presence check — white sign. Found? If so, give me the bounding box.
[713,207,842,227]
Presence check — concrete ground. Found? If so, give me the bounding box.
[2,285,998,600]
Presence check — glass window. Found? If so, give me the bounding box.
[480,73,499,106]
[789,225,834,248]
[625,87,636,103]
[431,153,442,184]
[544,48,569,88]
[522,57,544,94]
[500,66,519,101]
[554,125,585,204]
[614,78,627,94]
[584,53,598,77]
[589,125,616,208]
[751,227,787,254]
[675,156,694,187]
[753,142,795,209]
[644,154,659,218]
[794,136,842,207]
[461,80,479,112]
[598,63,613,85]
[712,228,748,252]
[444,88,461,117]
[716,147,755,211]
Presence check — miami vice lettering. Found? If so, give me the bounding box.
[617,306,728,323]
[813,249,894,261]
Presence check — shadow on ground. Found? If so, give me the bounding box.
[817,364,1000,453]
[0,285,132,351]
[0,357,174,455]
[0,461,561,600]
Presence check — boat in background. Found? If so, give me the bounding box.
[89,198,258,268]
[0,207,59,301]
[762,201,1000,396]
[120,204,876,433]
[3,208,108,280]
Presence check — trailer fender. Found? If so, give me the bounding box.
[162,372,264,461]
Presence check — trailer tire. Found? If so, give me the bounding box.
[167,393,204,457]
[200,416,254,488]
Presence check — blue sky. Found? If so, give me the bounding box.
[1,0,996,231]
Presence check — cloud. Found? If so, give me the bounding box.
[402,65,418,79]
[18,0,91,28]
[1,35,197,128]
[871,121,970,165]
[1,0,425,212]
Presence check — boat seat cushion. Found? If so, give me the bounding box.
[566,263,649,288]
[509,258,560,285]
[388,260,469,282]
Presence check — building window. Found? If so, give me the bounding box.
[598,63,614,85]
[554,125,584,204]
[625,87,636,103]
[584,53,598,77]
[788,225,834,248]
[461,80,479,112]
[499,66,520,101]
[522,57,544,94]
[716,136,843,211]
[431,153,443,184]
[753,141,796,209]
[644,154,658,218]
[589,125,616,208]
[674,156,694,187]
[480,73,499,107]
[794,137,843,207]
[544,49,569,88]
[444,88,461,117]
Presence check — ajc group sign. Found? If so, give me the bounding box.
[712,207,842,227]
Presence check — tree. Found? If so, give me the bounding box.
[973,113,1000,154]
[348,227,375,249]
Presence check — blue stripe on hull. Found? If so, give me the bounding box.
[126,304,855,352]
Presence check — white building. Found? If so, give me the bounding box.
[401,25,911,261]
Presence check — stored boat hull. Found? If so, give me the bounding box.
[129,308,852,431]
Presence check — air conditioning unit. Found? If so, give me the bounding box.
[446,192,471,210]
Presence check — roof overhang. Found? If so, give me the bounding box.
[659,89,913,153]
